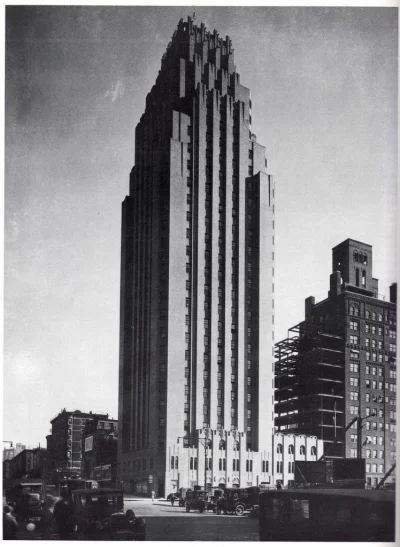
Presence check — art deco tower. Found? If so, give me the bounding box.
[118,16,274,496]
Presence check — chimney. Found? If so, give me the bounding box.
[389,283,397,304]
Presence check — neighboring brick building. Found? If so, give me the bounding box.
[46,409,110,479]
[118,15,275,496]
[275,239,397,488]
[81,417,118,484]
[9,448,47,480]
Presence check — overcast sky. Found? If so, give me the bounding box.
[4,6,397,447]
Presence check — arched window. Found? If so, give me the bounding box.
[354,306,359,317]
[363,254,367,265]
[311,446,316,456]
[354,252,359,262]
[372,312,377,321]
[300,445,306,455]
[171,456,175,470]
[366,310,370,319]
[277,443,283,454]
[219,439,226,450]
[288,444,294,454]
[350,306,354,315]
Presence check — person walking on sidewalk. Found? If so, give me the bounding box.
[151,491,155,503]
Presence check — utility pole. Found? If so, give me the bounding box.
[177,428,211,492]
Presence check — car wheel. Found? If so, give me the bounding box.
[185,504,190,513]
[235,504,245,516]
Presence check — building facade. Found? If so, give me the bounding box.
[275,239,397,488]
[8,448,47,480]
[118,16,276,496]
[46,409,111,480]
[3,443,26,462]
[81,417,118,484]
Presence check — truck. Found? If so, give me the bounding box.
[293,458,366,489]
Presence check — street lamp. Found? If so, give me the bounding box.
[177,428,211,492]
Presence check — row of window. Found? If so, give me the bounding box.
[366,449,384,459]
[366,463,384,473]
[350,336,397,353]
[349,306,396,323]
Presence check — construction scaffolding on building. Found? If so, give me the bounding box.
[275,322,345,458]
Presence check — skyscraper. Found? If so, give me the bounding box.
[275,239,397,488]
[118,16,275,496]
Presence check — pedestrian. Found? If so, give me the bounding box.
[151,490,155,503]
[3,506,18,540]
[53,495,75,540]
[276,481,282,490]
[170,493,176,507]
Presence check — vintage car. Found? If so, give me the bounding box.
[184,490,208,513]
[70,488,146,540]
[216,486,260,516]
[206,489,225,512]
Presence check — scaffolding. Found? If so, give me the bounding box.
[275,322,345,458]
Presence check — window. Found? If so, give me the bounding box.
[389,330,396,339]
[350,362,359,373]
[350,377,359,387]
[371,339,376,349]
[350,321,359,330]
[247,377,252,386]
[371,325,376,335]
[350,405,359,415]
[366,379,371,388]
[171,456,175,469]
[276,461,283,473]
[350,434,358,443]
[365,338,370,347]
[311,446,316,456]
[372,312,377,321]
[350,391,359,401]
[247,393,252,403]
[277,443,283,454]
[300,445,306,455]
[288,444,294,454]
[389,344,396,353]
[350,335,359,345]
[350,449,357,458]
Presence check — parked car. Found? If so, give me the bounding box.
[70,488,146,540]
[216,486,260,516]
[184,490,207,513]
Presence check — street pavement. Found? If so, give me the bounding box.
[124,497,260,541]
[13,496,259,541]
